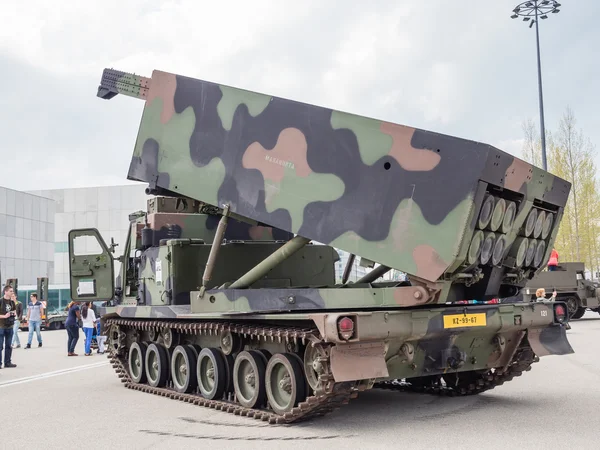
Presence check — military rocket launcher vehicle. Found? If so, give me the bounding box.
[68,67,574,424]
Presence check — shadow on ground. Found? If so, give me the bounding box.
[146,387,555,442]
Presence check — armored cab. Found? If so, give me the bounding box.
[68,67,574,424]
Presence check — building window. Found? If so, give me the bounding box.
[54,241,68,253]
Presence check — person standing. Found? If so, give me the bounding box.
[25,293,44,349]
[548,248,559,271]
[0,286,18,368]
[65,301,81,356]
[96,312,106,354]
[11,292,23,349]
[81,302,96,356]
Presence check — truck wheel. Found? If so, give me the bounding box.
[565,297,580,319]
[572,308,586,320]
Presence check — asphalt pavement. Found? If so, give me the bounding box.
[4,312,600,449]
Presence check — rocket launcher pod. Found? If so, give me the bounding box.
[97,67,571,303]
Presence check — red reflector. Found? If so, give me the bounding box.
[555,305,565,316]
[338,317,354,331]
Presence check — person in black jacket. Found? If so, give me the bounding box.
[0,286,18,368]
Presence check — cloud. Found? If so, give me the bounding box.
[0,52,144,191]
[1,0,599,192]
[496,138,526,159]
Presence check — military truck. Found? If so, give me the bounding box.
[38,277,68,330]
[9,277,67,331]
[524,262,600,319]
[67,67,573,424]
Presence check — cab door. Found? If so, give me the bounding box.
[68,228,115,301]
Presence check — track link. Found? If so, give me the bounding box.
[104,318,363,424]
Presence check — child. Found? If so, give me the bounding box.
[536,288,571,330]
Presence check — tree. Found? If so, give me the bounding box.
[521,118,543,167]
[578,157,600,277]
[547,133,575,260]
[522,107,599,276]
[554,106,594,262]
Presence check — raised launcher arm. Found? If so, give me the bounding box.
[97,67,571,303]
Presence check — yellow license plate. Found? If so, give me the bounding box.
[443,313,487,329]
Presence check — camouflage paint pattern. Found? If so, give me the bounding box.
[97,68,570,288]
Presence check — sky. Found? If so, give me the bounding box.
[0,0,598,192]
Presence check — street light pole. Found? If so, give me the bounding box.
[534,6,548,171]
[511,1,561,171]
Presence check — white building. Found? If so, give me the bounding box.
[28,184,148,284]
[0,186,55,285]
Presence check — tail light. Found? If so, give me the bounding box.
[554,304,566,324]
[337,316,355,340]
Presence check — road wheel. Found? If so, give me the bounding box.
[233,350,267,409]
[265,353,307,415]
[197,348,227,400]
[145,343,169,387]
[129,342,148,383]
[171,345,198,393]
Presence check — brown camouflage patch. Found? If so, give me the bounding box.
[146,71,178,124]
[380,122,441,171]
[248,225,274,240]
[242,128,312,182]
[413,245,448,280]
[503,157,532,192]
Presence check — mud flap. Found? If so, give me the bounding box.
[528,325,574,357]
[330,342,389,382]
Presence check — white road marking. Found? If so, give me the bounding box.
[0,361,109,387]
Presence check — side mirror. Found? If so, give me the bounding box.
[109,237,119,254]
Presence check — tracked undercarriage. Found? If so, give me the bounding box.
[104,317,540,424]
